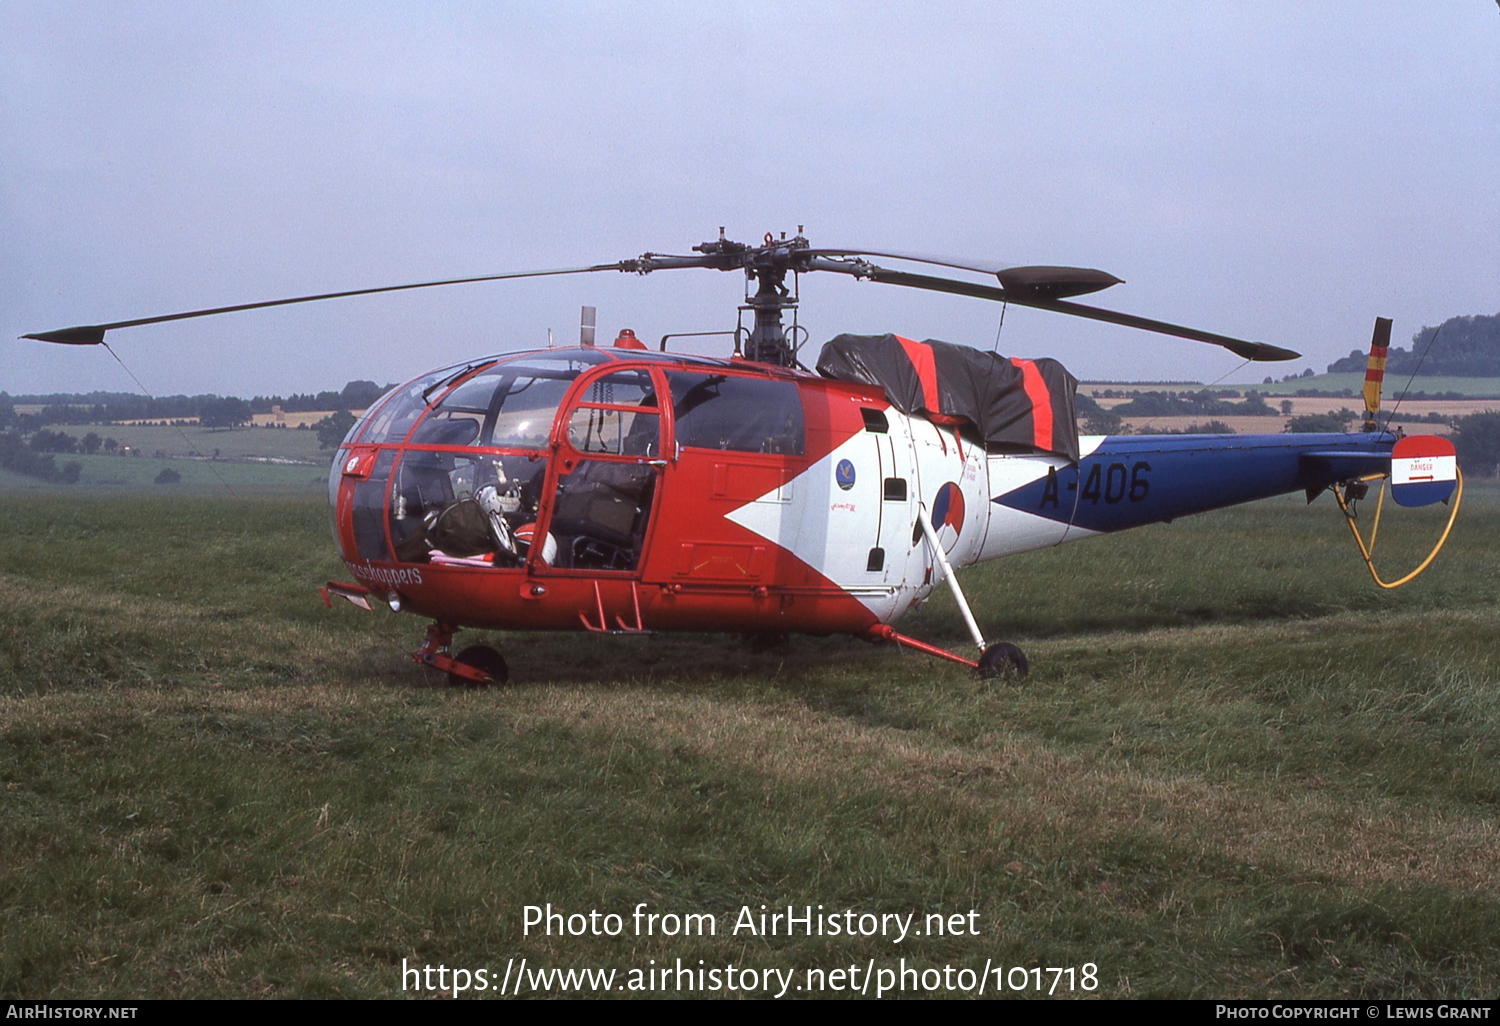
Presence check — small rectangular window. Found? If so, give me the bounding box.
[861,408,889,433]
[883,477,907,501]
[866,547,885,572]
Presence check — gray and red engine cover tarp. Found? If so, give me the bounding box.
[816,334,1081,461]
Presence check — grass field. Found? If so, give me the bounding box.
[1085,376,1500,399]
[80,423,329,462]
[1233,374,1500,399]
[1,482,1496,999]
[1,453,328,494]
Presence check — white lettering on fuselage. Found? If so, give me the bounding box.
[350,561,424,588]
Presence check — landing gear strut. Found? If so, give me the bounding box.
[412,622,508,686]
[867,625,1029,679]
[900,506,1030,679]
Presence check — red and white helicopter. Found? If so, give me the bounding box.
[26,230,1461,683]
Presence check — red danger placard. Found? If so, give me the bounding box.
[1391,435,1457,507]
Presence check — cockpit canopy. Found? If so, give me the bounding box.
[345,347,805,457]
[351,349,615,450]
[333,347,808,573]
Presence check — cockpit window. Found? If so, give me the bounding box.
[565,369,660,456]
[666,372,805,455]
[354,351,615,449]
[497,349,614,368]
[578,368,656,407]
[412,359,603,449]
[357,364,474,445]
[486,371,576,447]
[388,450,550,566]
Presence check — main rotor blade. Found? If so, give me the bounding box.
[804,247,1123,298]
[804,246,1016,276]
[22,262,631,345]
[854,266,1300,362]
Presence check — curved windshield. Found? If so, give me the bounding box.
[415,361,583,449]
[355,363,481,445]
[352,351,614,449]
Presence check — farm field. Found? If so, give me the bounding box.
[0,483,1496,999]
[0,453,327,494]
[1104,414,1473,437]
[1086,393,1495,437]
[78,423,329,462]
[1228,374,1500,399]
[1088,396,1496,421]
[251,410,355,429]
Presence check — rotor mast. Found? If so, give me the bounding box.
[689,227,808,366]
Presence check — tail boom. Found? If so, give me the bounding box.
[981,431,1399,561]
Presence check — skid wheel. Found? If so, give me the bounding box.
[977,642,1028,680]
[449,645,509,687]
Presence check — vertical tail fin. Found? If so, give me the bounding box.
[1362,317,1392,431]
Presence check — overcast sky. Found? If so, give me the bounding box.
[3,2,1497,397]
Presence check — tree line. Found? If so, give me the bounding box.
[0,379,392,484]
[0,380,392,429]
[1327,312,1500,377]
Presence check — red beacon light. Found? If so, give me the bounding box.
[613,328,646,350]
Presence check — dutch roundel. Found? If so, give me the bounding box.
[1390,436,1457,508]
[930,481,966,552]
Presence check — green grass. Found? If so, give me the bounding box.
[1236,374,1500,398]
[1,486,1497,999]
[80,423,329,462]
[1083,375,1500,398]
[1,453,328,494]
[0,423,330,494]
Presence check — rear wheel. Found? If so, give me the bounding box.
[977,642,1028,680]
[449,645,508,687]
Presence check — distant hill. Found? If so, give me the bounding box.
[0,380,393,426]
[1327,313,1500,377]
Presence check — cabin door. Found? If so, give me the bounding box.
[859,406,917,584]
[535,367,664,574]
[638,370,808,589]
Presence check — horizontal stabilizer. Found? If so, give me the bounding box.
[1299,447,1390,501]
[1298,449,1391,478]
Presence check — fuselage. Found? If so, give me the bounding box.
[329,346,1395,638]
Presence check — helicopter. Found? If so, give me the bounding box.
[24,229,1461,684]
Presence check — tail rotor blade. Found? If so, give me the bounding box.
[1362,316,1393,427]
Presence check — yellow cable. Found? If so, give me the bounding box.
[1333,470,1463,589]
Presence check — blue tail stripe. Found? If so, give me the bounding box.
[996,432,1394,533]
